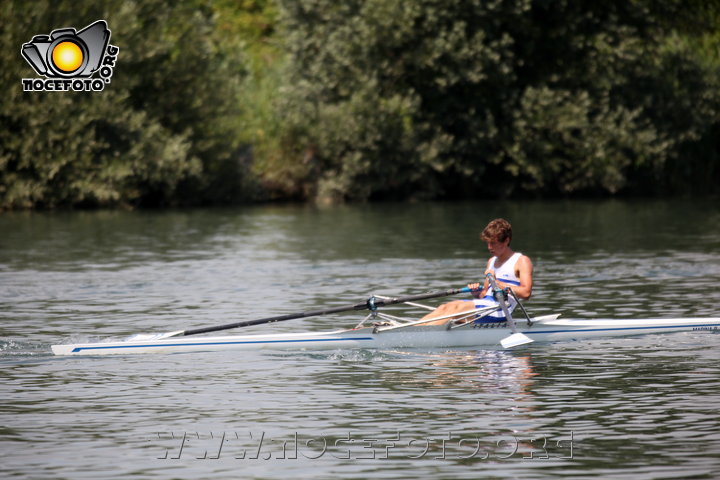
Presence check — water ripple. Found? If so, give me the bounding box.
[1,201,720,479]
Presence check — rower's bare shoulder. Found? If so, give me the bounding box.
[517,254,534,270]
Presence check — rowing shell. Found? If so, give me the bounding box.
[51,316,720,356]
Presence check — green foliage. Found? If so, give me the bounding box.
[1,0,719,209]
[0,0,251,209]
[505,88,664,194]
[276,0,720,200]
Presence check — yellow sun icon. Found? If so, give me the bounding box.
[52,41,84,73]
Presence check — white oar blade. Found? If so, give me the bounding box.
[500,332,534,349]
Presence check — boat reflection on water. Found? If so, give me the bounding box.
[373,350,567,460]
[297,348,537,401]
[382,349,537,396]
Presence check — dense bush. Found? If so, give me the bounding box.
[277,0,720,201]
[1,0,718,209]
[1,0,250,208]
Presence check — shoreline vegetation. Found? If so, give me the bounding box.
[2,0,719,210]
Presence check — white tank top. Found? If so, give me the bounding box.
[483,252,522,310]
[487,252,522,288]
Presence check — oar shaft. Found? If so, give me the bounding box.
[372,287,471,307]
[181,287,472,337]
[487,274,518,333]
[182,303,368,336]
[487,273,534,349]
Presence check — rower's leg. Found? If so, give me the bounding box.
[420,301,476,326]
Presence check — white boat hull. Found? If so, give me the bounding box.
[51,317,720,356]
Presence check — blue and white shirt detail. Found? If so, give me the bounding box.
[473,252,522,322]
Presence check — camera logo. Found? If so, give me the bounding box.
[21,20,119,92]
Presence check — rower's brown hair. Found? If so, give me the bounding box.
[481,218,512,245]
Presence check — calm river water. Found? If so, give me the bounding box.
[1,200,719,479]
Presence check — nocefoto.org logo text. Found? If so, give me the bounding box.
[21,20,119,92]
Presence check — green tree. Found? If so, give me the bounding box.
[276,0,720,201]
[0,0,251,209]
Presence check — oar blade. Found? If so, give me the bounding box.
[500,332,534,349]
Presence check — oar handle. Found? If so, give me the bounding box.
[487,274,519,333]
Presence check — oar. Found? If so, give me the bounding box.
[486,273,534,349]
[154,286,480,339]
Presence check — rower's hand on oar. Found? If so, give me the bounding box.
[467,282,482,298]
[485,273,512,299]
[501,286,512,301]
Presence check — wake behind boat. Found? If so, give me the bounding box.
[51,286,720,355]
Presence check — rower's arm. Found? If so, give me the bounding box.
[507,255,533,300]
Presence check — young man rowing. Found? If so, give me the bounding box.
[421,218,533,325]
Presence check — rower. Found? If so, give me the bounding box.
[419,218,533,326]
